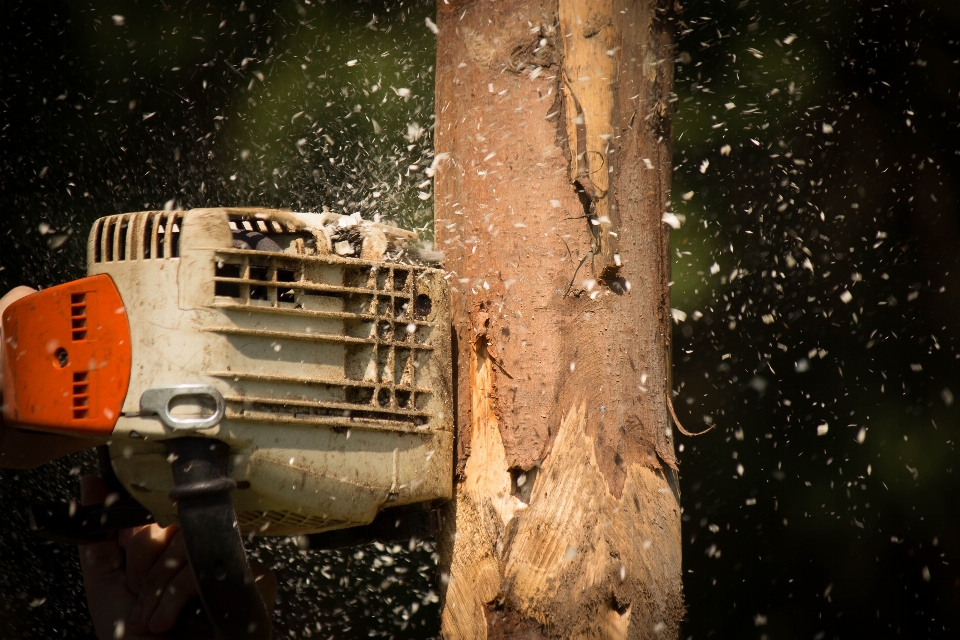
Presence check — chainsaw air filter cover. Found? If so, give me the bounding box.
[88,208,452,535]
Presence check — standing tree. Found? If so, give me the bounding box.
[433,0,684,637]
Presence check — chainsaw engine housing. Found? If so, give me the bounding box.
[85,208,452,535]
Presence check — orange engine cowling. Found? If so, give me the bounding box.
[1,274,131,436]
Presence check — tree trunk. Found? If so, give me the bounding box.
[433,1,683,638]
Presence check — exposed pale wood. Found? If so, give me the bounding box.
[440,342,522,639]
[435,0,683,637]
[559,0,620,274]
[502,401,681,637]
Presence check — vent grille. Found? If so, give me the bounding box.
[211,249,441,432]
[92,212,182,263]
[228,217,298,235]
[236,510,348,532]
[71,293,91,420]
[72,371,89,420]
[70,293,88,341]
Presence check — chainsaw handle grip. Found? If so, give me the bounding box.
[166,437,273,640]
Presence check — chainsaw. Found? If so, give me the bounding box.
[2,207,453,639]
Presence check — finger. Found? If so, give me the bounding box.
[78,537,125,582]
[78,476,123,577]
[124,524,181,594]
[118,524,151,550]
[78,476,142,640]
[146,565,199,634]
[127,530,191,633]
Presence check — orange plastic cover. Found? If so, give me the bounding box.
[1,274,131,436]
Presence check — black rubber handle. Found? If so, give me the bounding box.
[166,437,272,640]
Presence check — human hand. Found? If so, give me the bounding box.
[0,286,104,468]
[79,475,185,639]
[116,522,195,636]
[78,475,278,639]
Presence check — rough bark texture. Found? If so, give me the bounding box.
[434,1,683,637]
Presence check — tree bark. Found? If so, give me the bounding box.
[433,1,683,638]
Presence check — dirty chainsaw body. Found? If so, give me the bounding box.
[2,207,453,639]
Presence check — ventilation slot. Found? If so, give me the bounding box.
[170,216,181,257]
[156,214,168,258]
[117,216,129,260]
[249,264,270,301]
[152,213,183,259]
[103,218,116,262]
[70,293,88,341]
[93,219,104,263]
[143,214,155,259]
[214,262,242,297]
[73,372,89,420]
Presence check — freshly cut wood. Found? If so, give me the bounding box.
[433,0,684,637]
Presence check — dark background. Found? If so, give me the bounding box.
[671,1,960,638]
[1,0,958,638]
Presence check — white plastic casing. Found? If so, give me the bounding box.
[87,208,452,535]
